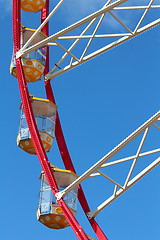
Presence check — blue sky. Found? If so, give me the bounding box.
[1,1,160,240]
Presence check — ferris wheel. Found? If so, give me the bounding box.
[12,0,160,239]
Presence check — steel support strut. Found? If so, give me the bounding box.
[13,1,89,239]
[41,1,108,240]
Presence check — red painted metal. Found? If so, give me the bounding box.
[13,1,89,239]
[41,1,108,240]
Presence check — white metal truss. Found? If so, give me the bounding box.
[15,0,160,222]
[16,0,160,80]
[55,110,160,218]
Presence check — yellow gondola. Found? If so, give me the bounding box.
[21,0,46,13]
[17,96,57,154]
[10,26,47,83]
[37,167,78,229]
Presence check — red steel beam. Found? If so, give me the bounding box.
[13,1,89,239]
[41,1,108,240]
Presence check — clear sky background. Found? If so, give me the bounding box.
[1,0,160,240]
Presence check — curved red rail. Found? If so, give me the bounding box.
[13,0,108,239]
[42,2,108,240]
[13,1,89,239]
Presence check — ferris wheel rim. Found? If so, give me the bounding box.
[12,1,89,239]
[12,1,160,239]
[12,0,108,239]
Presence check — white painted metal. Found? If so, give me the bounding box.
[56,110,160,216]
[123,127,149,189]
[17,0,160,219]
[52,40,80,62]
[79,10,106,61]
[16,0,128,57]
[96,169,124,190]
[16,0,65,58]
[87,157,160,219]
[133,0,155,34]
[153,123,160,131]
[108,11,133,34]
[90,148,160,176]
[16,0,160,80]
[53,34,131,39]
[114,5,160,10]
[47,19,160,79]
[46,0,160,79]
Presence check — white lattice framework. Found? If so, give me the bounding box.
[16,0,160,220]
[56,111,160,218]
[16,0,160,79]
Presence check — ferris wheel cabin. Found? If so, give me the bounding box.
[10,26,47,83]
[21,0,46,13]
[17,96,57,154]
[37,168,78,229]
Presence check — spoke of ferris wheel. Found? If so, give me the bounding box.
[18,0,65,54]
[49,13,105,73]
[47,18,160,79]
[17,1,160,65]
[96,169,124,190]
[16,0,128,59]
[48,3,133,73]
[108,11,133,34]
[49,33,130,40]
[134,0,155,34]
[55,110,160,201]
[19,0,124,73]
[123,127,149,189]
[47,1,159,78]
[46,0,158,78]
[80,9,107,62]
[16,1,160,77]
[87,156,160,219]
[55,111,160,218]
[153,122,160,131]
[53,39,80,62]
[49,7,108,73]
[114,5,160,10]
[89,148,160,176]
